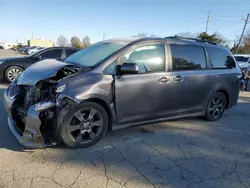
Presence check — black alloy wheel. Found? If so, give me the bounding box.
[60,102,108,148]
[205,92,226,121]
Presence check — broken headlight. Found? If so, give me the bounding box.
[35,101,55,111]
[55,84,66,93]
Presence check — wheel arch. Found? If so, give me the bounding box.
[79,98,114,130]
[216,89,229,109]
[4,65,25,73]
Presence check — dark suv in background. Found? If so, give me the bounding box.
[4,36,241,148]
[0,47,79,82]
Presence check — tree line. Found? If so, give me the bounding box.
[231,31,250,54]
[57,30,250,54]
[177,31,250,54]
[56,35,91,48]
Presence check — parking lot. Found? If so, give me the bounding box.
[0,50,250,188]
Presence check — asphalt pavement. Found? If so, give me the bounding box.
[0,50,250,188]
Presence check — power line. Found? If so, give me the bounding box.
[210,15,242,24]
[236,13,250,54]
[210,13,246,18]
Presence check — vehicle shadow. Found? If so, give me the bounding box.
[0,84,26,151]
[37,94,250,187]
[35,109,250,188]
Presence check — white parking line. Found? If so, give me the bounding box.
[0,84,7,89]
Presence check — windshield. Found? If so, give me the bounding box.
[64,42,128,67]
[234,56,249,62]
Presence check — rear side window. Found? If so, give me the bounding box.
[234,56,249,62]
[207,47,235,69]
[170,44,207,71]
[66,49,78,57]
[40,49,62,59]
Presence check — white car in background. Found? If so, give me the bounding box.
[28,47,44,55]
[234,54,250,69]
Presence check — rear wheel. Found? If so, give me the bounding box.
[204,92,226,121]
[60,102,108,148]
[4,66,24,83]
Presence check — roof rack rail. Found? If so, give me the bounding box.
[165,35,218,45]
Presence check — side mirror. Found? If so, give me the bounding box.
[119,63,139,75]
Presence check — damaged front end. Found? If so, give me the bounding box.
[4,60,82,148]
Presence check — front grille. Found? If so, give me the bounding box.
[19,86,34,109]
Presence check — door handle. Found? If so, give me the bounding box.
[159,76,170,84]
[173,75,184,82]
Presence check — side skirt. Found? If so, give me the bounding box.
[112,112,204,131]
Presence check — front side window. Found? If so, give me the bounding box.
[40,49,62,59]
[105,44,165,74]
[121,44,165,73]
[170,44,207,71]
[207,47,235,69]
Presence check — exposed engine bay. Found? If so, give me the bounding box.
[7,64,82,147]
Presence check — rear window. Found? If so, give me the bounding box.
[234,56,249,62]
[207,47,236,69]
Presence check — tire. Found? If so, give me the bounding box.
[60,102,109,148]
[204,92,226,121]
[4,66,24,83]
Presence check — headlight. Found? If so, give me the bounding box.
[0,61,4,65]
[55,84,66,93]
[35,101,55,111]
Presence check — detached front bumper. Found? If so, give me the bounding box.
[7,117,45,148]
[4,85,55,148]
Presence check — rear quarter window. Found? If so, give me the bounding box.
[66,49,78,57]
[207,47,236,69]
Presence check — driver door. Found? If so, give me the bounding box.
[114,43,175,124]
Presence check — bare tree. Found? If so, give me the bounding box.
[176,32,196,38]
[82,36,91,48]
[136,33,148,37]
[57,35,68,46]
[234,30,250,53]
[70,36,83,48]
[149,34,158,37]
[133,33,158,37]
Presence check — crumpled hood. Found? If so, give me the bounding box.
[17,59,75,86]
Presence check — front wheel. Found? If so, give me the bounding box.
[204,92,226,121]
[60,102,109,148]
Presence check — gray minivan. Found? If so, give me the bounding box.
[4,36,241,148]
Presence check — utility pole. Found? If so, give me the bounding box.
[103,32,106,41]
[236,14,250,54]
[31,30,34,40]
[206,11,210,34]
